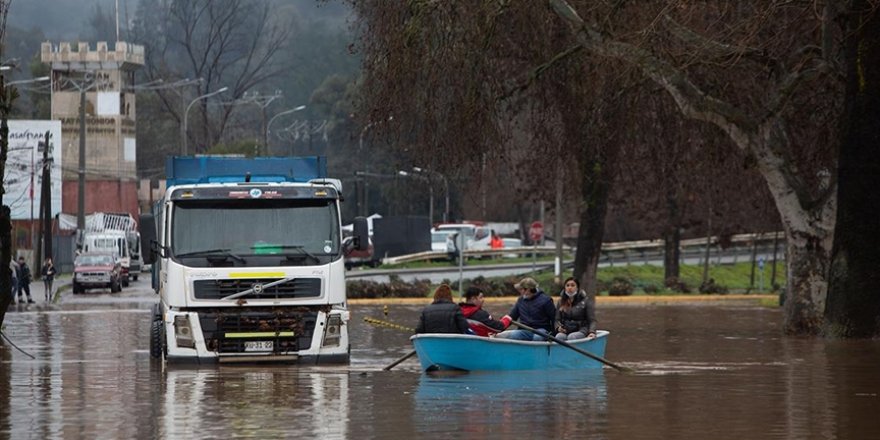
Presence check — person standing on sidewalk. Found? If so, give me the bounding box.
[41,257,56,302]
[15,256,35,304]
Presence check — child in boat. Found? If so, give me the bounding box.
[555,276,597,340]
[415,284,471,334]
[458,286,506,336]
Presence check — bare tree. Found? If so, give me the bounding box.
[130,0,292,153]
[547,0,844,335]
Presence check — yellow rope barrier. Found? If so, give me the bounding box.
[363,317,415,333]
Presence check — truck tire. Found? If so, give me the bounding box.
[72,281,83,294]
[150,319,165,359]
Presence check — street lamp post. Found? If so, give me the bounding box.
[398,170,433,223]
[358,116,393,216]
[266,105,306,155]
[183,86,228,155]
[6,76,50,86]
[413,166,449,222]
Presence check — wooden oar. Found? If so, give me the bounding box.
[383,350,417,371]
[363,317,418,370]
[512,320,633,373]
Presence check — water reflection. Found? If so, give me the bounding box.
[414,370,607,438]
[161,368,350,439]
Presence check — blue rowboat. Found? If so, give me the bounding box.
[410,330,609,371]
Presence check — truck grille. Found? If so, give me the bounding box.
[198,307,318,354]
[193,278,321,300]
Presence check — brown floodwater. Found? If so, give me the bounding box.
[1,298,879,439]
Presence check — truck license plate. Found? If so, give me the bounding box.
[244,341,274,352]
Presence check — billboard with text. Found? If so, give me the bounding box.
[3,120,63,220]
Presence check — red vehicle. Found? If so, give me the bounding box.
[73,253,123,293]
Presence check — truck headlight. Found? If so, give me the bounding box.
[174,315,195,348]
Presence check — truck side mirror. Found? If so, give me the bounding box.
[140,214,157,264]
[353,217,369,251]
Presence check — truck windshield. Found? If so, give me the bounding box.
[171,198,340,266]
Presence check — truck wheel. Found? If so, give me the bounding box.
[150,319,165,359]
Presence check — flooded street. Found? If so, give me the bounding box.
[2,283,879,439]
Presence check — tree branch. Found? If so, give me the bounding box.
[661,14,783,74]
[547,0,825,228]
[501,44,583,100]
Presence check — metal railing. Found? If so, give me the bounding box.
[379,232,784,266]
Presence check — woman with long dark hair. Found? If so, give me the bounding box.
[555,277,597,340]
[415,284,471,334]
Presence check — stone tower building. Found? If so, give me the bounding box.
[40,41,144,219]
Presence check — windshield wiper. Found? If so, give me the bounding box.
[175,248,246,263]
[251,244,320,262]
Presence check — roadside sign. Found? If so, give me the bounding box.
[758,257,765,270]
[529,221,544,242]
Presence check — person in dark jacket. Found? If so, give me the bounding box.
[15,256,35,304]
[415,284,471,334]
[495,277,556,341]
[42,257,57,302]
[555,277,597,340]
[458,286,506,336]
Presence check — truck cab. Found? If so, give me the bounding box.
[143,156,368,364]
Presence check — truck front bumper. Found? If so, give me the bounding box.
[163,306,350,364]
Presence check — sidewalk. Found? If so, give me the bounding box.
[8,274,72,305]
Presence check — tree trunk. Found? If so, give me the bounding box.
[573,158,610,297]
[663,191,681,280]
[825,0,880,338]
[0,77,12,327]
[784,229,833,335]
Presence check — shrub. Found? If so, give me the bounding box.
[608,277,634,296]
[698,278,729,294]
[346,278,432,299]
[643,284,660,294]
[664,276,691,293]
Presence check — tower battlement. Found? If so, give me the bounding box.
[41,41,144,70]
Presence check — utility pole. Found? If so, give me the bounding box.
[554,155,563,283]
[41,130,52,260]
[77,84,86,231]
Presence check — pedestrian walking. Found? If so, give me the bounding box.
[15,256,35,304]
[42,256,57,302]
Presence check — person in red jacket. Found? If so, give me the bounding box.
[458,286,506,336]
[490,233,503,249]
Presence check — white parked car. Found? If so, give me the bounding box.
[431,230,455,253]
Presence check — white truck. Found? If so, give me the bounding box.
[142,156,368,364]
[81,213,143,284]
[434,223,495,252]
